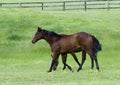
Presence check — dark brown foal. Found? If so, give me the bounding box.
[32,27,102,72]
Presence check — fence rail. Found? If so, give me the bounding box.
[0,0,120,11]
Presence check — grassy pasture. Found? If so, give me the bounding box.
[0,8,120,85]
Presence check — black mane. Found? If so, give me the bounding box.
[42,30,62,38]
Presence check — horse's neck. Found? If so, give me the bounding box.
[44,37,53,46]
[43,36,58,47]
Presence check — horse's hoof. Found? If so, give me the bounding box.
[97,69,101,72]
[63,67,66,70]
[63,66,66,70]
[97,67,100,70]
[77,69,80,72]
[77,68,82,72]
[97,69,100,72]
[91,67,94,70]
[47,70,52,72]
[53,68,56,71]
[69,68,73,72]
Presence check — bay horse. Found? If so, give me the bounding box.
[32,27,102,72]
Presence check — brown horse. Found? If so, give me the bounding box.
[32,27,102,72]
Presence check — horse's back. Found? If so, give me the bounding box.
[77,32,92,43]
[59,32,92,47]
[52,31,100,54]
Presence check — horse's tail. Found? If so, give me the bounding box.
[91,35,102,53]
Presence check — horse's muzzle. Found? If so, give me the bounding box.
[31,40,35,44]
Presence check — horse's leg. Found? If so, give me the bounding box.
[88,51,99,71]
[94,54,100,71]
[61,53,73,72]
[51,54,59,71]
[47,53,60,72]
[91,58,94,69]
[87,51,96,70]
[80,51,86,69]
[70,53,81,72]
[61,54,67,70]
[52,60,59,71]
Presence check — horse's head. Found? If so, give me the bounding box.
[32,27,43,44]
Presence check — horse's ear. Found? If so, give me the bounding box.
[38,27,42,31]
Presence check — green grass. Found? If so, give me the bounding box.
[0,8,120,85]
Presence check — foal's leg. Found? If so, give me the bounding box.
[61,54,67,70]
[94,54,100,71]
[91,58,94,69]
[70,53,82,72]
[52,60,59,71]
[88,51,100,71]
[51,55,59,71]
[87,51,95,70]
[47,53,60,72]
[80,51,86,69]
[61,53,73,72]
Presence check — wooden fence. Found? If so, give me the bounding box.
[0,0,120,11]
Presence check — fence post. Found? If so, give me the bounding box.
[107,0,110,11]
[19,3,22,8]
[42,3,44,10]
[0,3,2,7]
[84,1,87,11]
[63,2,65,11]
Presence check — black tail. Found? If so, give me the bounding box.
[91,35,102,53]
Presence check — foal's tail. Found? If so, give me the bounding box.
[91,35,102,53]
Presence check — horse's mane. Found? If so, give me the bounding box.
[42,30,62,38]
